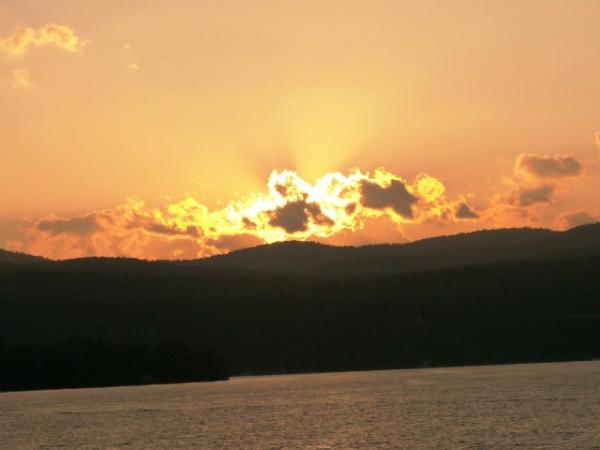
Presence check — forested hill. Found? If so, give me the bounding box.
[1,253,600,388]
[2,223,599,391]
[198,224,600,276]
[0,249,46,265]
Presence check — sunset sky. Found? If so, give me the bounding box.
[1,0,599,259]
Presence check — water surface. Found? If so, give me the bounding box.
[2,361,600,449]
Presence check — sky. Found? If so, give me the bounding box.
[1,0,599,259]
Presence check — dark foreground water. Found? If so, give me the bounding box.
[1,361,600,449]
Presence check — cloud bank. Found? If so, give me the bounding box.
[6,147,592,260]
[11,168,477,259]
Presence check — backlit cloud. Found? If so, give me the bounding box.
[8,149,595,260]
[0,24,86,56]
[12,168,476,259]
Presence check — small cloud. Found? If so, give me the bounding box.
[454,203,479,220]
[515,154,583,179]
[124,44,133,52]
[10,68,33,89]
[129,62,139,71]
[0,24,86,57]
[36,24,86,53]
[492,152,585,219]
[596,132,600,149]
[557,211,598,230]
[0,27,36,56]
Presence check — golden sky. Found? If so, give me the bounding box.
[1,0,599,259]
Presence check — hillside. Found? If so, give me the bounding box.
[1,224,600,390]
[0,249,46,265]
[1,254,599,381]
[199,224,600,276]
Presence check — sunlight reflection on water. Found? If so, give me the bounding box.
[1,361,600,449]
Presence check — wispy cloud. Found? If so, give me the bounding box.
[10,68,33,89]
[123,43,139,71]
[0,24,87,57]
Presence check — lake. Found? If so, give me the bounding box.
[1,361,600,449]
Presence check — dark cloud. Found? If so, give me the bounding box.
[345,203,357,215]
[36,214,101,236]
[516,154,582,178]
[274,183,289,197]
[269,201,332,233]
[557,211,598,230]
[455,203,479,219]
[512,184,555,207]
[360,179,418,218]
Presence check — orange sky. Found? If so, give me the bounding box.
[1,0,599,259]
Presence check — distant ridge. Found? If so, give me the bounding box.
[0,249,46,265]
[2,223,600,277]
[199,224,600,277]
